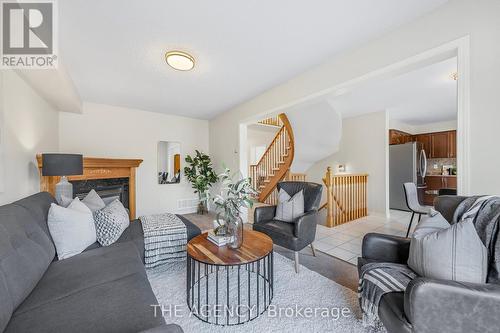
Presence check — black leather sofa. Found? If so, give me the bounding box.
[358,195,500,333]
[0,192,191,333]
[253,181,322,273]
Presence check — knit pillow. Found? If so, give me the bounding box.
[93,200,130,246]
[274,189,305,222]
[408,212,488,283]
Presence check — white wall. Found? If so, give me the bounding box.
[306,111,388,215]
[209,0,500,196]
[246,125,278,165]
[0,70,59,205]
[59,102,209,216]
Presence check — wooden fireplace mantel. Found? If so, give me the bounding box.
[36,155,143,219]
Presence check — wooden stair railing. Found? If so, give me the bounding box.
[258,115,282,127]
[320,167,368,227]
[249,113,295,204]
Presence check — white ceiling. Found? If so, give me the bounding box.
[59,0,448,120]
[328,57,457,125]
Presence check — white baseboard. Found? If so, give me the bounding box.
[174,207,197,215]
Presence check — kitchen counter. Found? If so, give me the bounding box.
[422,175,457,205]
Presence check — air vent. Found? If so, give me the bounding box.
[177,198,199,213]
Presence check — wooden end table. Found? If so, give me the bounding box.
[186,229,274,326]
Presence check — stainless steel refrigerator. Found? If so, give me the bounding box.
[389,142,427,211]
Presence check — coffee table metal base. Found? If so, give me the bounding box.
[186,251,273,326]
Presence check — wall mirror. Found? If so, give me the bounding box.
[158,141,181,184]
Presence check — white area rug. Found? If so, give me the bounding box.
[147,253,373,333]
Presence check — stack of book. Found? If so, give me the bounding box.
[207,230,232,246]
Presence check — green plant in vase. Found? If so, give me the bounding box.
[184,150,218,214]
[213,167,257,248]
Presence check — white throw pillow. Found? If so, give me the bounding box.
[48,198,97,260]
[93,199,130,246]
[408,212,488,283]
[82,189,106,212]
[274,189,305,222]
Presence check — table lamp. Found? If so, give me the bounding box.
[42,153,83,204]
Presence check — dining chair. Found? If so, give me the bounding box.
[403,182,431,237]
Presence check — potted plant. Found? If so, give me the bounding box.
[184,151,218,214]
[213,167,257,249]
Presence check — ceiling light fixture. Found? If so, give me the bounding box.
[165,51,195,71]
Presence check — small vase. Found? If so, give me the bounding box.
[197,192,207,215]
[227,215,244,249]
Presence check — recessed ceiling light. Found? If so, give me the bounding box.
[165,51,195,71]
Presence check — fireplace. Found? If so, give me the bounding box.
[37,156,143,219]
[71,178,130,209]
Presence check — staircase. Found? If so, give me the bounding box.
[249,113,296,204]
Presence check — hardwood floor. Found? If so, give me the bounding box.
[182,212,359,292]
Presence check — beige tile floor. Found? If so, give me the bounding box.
[314,210,415,265]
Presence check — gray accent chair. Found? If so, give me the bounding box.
[358,195,500,333]
[0,192,185,333]
[253,181,322,273]
[403,182,431,237]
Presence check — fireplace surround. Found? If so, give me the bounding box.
[37,155,142,219]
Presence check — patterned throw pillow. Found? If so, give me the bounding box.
[93,199,130,246]
[274,189,305,223]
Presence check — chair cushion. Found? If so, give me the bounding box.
[5,242,164,333]
[0,196,56,332]
[253,219,309,251]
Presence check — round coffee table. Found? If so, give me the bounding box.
[186,229,273,326]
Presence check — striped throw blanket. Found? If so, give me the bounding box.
[358,262,417,329]
[140,213,187,269]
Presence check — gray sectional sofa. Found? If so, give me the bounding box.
[0,192,185,333]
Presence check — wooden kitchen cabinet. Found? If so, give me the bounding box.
[389,129,414,145]
[415,130,456,158]
[448,131,457,158]
[416,134,431,156]
[423,176,442,205]
[424,176,457,205]
[445,176,457,188]
[430,131,449,158]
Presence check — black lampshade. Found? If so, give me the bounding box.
[42,154,83,176]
